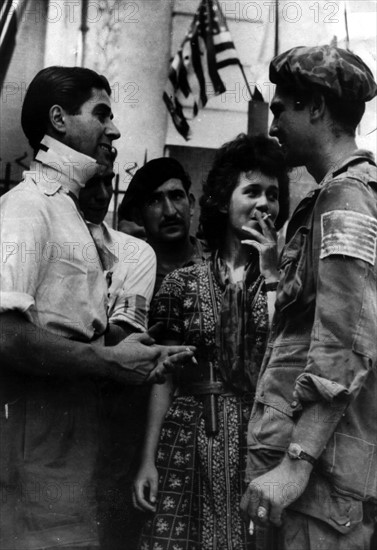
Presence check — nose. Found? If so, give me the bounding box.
[162,197,177,217]
[269,118,278,138]
[106,119,121,141]
[255,193,268,212]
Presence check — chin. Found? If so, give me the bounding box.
[284,150,304,168]
[95,150,113,166]
[161,227,185,238]
[160,231,186,243]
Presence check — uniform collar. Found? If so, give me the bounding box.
[320,149,376,187]
[30,136,103,198]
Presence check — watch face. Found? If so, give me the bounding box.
[288,443,302,459]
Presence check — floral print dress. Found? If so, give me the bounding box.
[138,260,268,550]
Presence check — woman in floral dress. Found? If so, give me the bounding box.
[133,134,289,550]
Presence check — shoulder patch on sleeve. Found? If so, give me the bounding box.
[320,210,377,265]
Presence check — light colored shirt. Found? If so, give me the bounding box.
[87,221,157,332]
[0,136,108,341]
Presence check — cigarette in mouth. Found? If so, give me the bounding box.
[261,213,271,221]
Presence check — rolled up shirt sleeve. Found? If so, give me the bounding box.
[295,177,377,404]
[0,192,46,316]
[107,235,156,332]
[0,292,35,314]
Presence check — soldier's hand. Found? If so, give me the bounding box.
[240,457,312,528]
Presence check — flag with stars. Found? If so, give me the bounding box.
[163,0,242,140]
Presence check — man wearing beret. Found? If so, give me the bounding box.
[240,45,377,549]
[119,157,207,295]
[99,158,206,548]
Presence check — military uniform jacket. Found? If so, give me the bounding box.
[247,151,377,520]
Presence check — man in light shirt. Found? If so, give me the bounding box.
[0,66,192,550]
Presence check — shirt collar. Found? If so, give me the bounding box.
[187,236,209,264]
[320,149,376,187]
[31,135,103,198]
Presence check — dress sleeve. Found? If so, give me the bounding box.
[149,270,185,342]
[295,177,377,403]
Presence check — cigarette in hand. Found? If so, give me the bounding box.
[185,347,198,365]
[249,519,254,535]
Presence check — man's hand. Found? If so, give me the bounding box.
[145,344,197,383]
[109,333,161,385]
[112,335,196,385]
[240,456,312,528]
[158,344,197,374]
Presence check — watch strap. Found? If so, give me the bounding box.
[288,443,317,466]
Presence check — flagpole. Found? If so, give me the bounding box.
[344,1,350,50]
[274,0,279,56]
[238,63,253,101]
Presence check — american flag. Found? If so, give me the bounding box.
[0,0,28,89]
[163,0,242,140]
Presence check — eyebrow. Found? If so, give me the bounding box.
[242,182,279,193]
[93,103,113,118]
[151,188,186,197]
[270,100,284,115]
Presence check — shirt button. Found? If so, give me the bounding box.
[291,400,298,408]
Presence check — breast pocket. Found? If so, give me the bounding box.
[276,226,309,312]
[319,432,376,500]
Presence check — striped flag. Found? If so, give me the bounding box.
[163,0,242,140]
[0,0,28,89]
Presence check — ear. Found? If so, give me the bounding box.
[188,192,195,218]
[49,105,67,135]
[309,92,326,123]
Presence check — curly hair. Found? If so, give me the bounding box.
[199,134,289,251]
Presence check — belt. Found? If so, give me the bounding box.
[179,381,254,436]
[179,381,234,397]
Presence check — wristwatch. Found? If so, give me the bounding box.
[287,443,317,466]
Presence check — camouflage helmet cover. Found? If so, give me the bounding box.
[270,45,377,102]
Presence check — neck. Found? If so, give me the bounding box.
[151,236,194,267]
[306,133,358,183]
[220,230,254,281]
[34,135,100,197]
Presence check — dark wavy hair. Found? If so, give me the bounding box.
[199,134,289,251]
[21,66,111,154]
